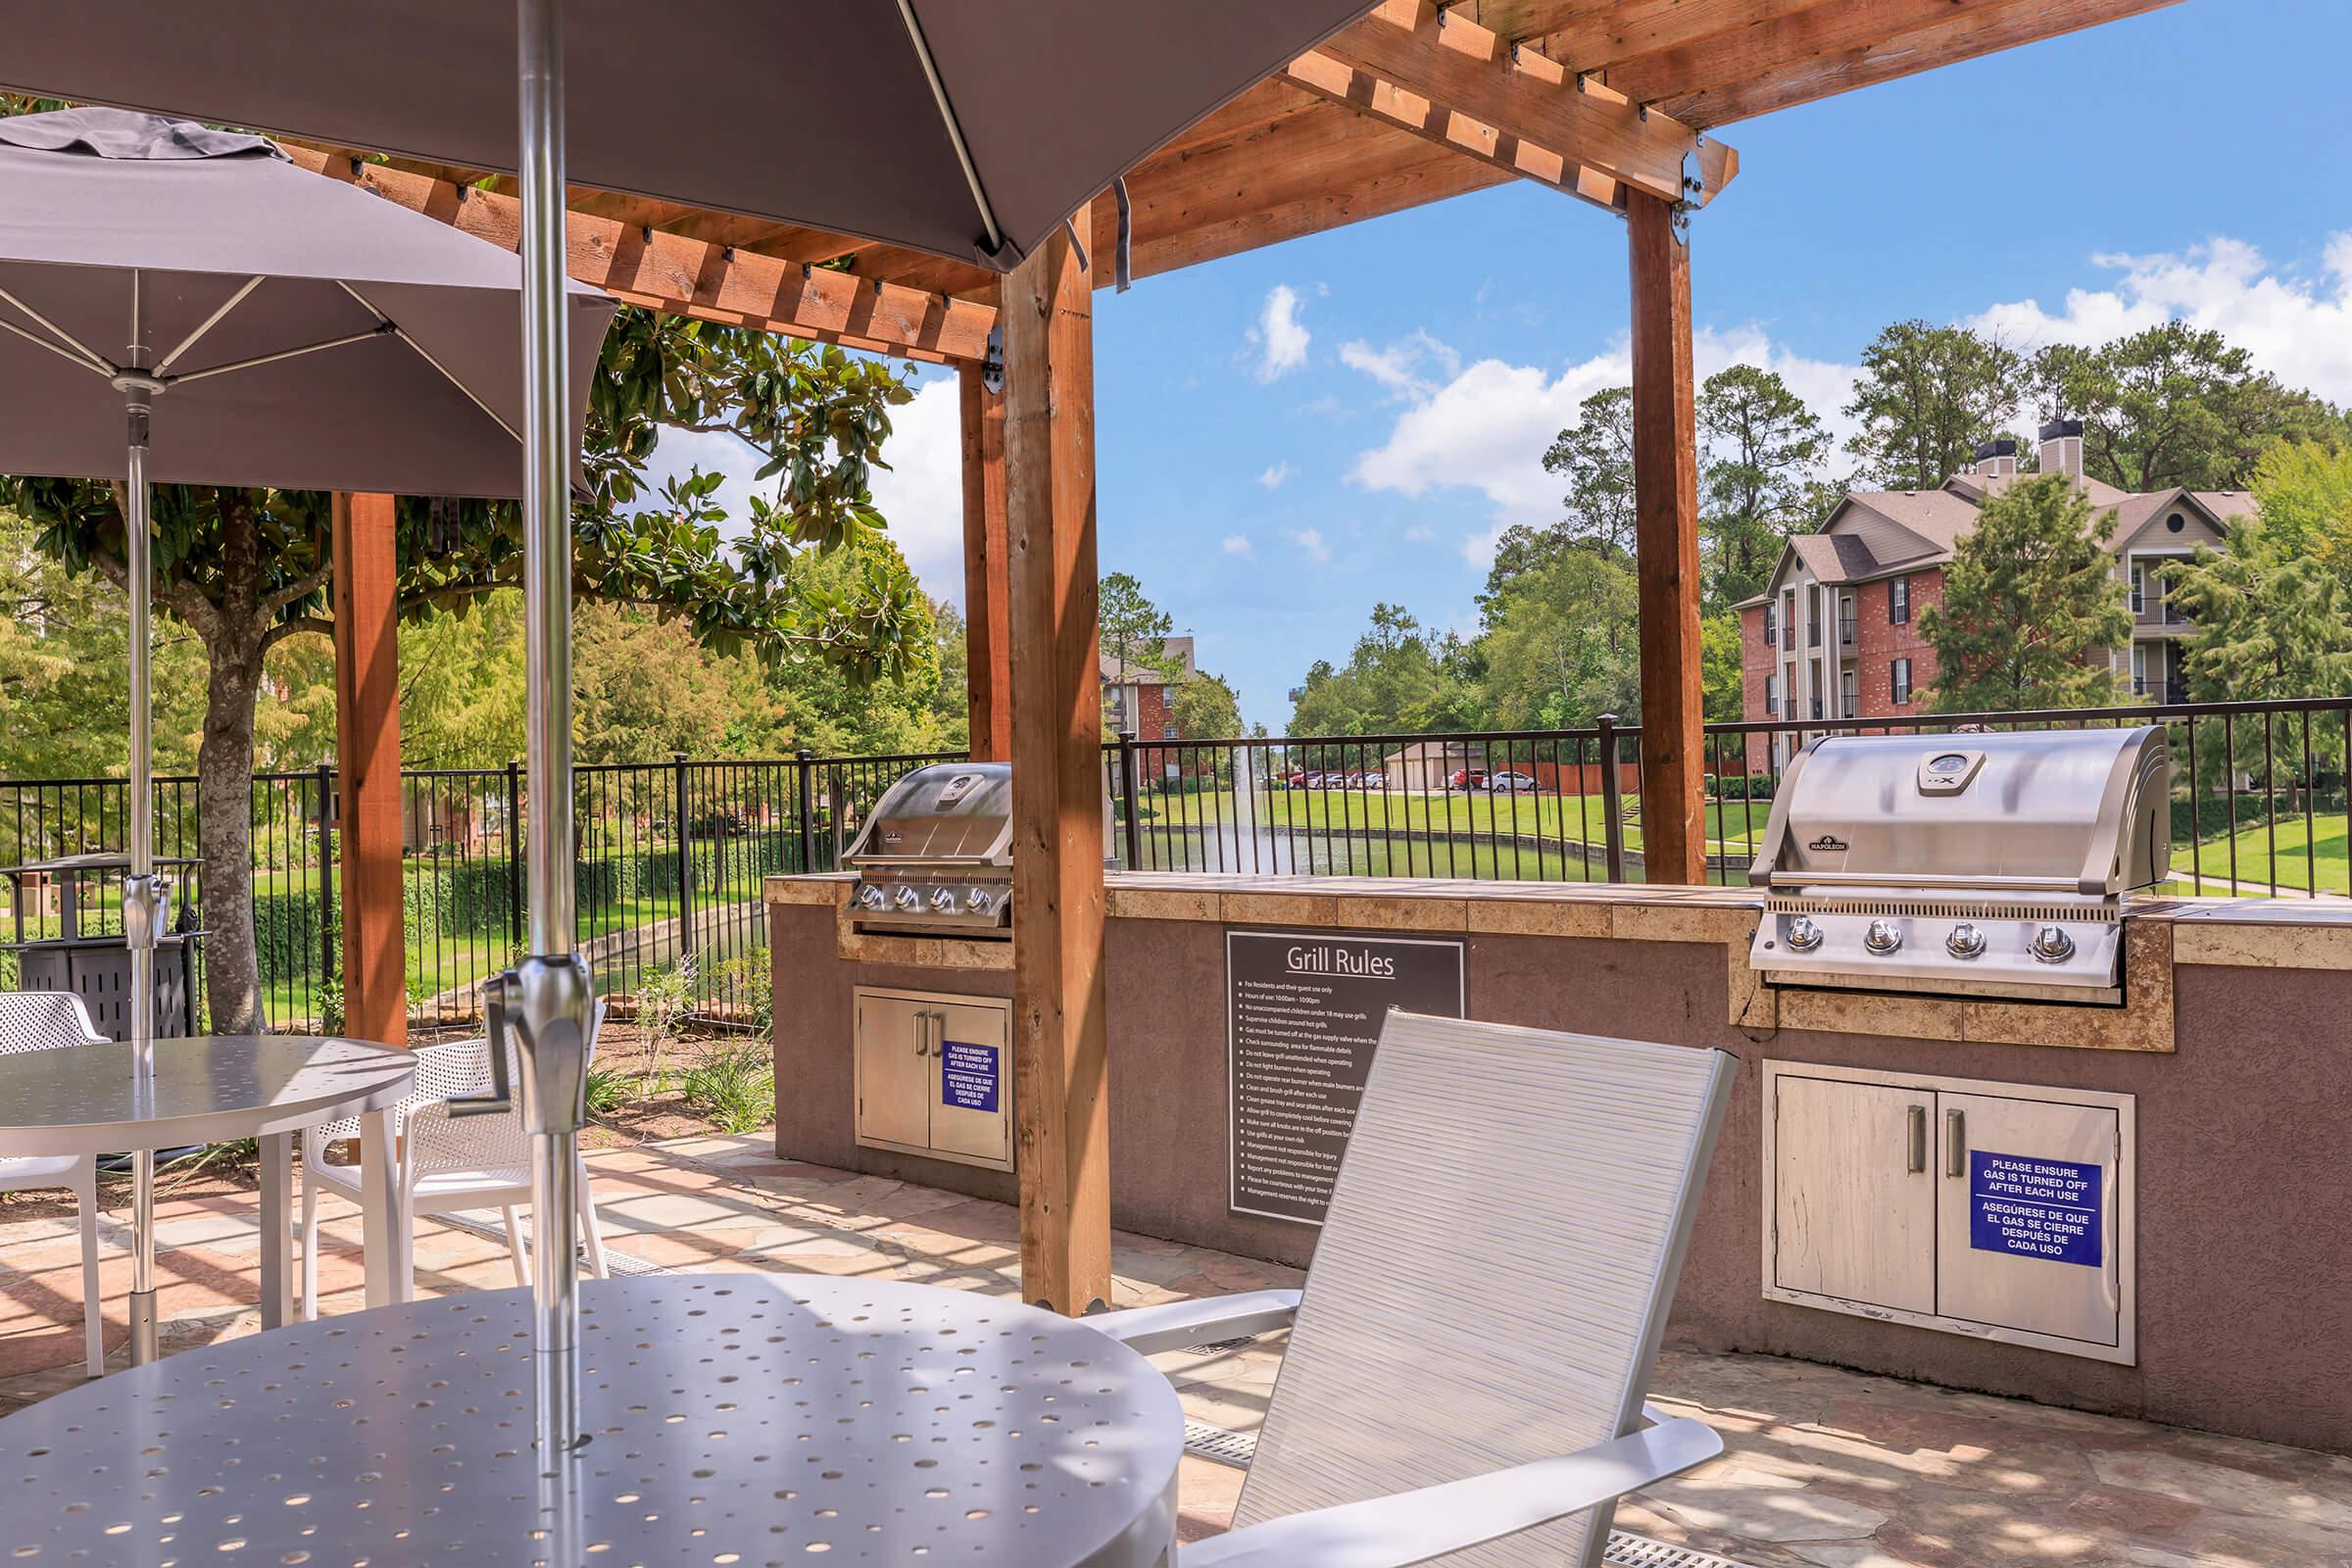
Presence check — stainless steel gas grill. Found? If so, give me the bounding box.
[1747,728,2171,1004]
[844,762,1014,937]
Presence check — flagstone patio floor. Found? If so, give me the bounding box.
[2,1133,2346,1566]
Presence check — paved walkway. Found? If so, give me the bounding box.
[3,1135,2348,1565]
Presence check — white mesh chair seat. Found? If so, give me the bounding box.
[1091,1012,1737,1568]
[300,1033,606,1313]
[0,991,111,1376]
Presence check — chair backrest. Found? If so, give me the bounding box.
[0,990,106,1055]
[1233,1011,1736,1568]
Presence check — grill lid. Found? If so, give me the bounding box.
[845,762,1013,869]
[1747,727,2171,897]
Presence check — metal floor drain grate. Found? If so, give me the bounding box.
[1602,1533,1761,1568]
[1181,1420,1259,1468]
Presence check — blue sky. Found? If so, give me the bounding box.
[665,0,2352,732]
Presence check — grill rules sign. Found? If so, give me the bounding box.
[940,1041,999,1113]
[1227,930,1464,1225]
[1970,1151,2102,1267]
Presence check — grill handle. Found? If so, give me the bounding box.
[1767,870,2089,894]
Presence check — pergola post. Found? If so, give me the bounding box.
[330,492,409,1050]
[1626,191,1706,885]
[1003,202,1112,1316]
[959,365,1012,762]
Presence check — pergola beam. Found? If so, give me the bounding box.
[1313,0,1738,206]
[280,146,994,364]
[1644,0,2188,128]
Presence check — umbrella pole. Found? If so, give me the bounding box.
[512,0,593,1461]
[120,371,164,1367]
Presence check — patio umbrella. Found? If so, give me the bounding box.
[0,105,615,1366]
[0,0,1375,1451]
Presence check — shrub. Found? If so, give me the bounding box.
[680,1042,774,1135]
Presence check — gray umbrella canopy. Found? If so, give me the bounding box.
[0,0,1372,269]
[0,108,614,497]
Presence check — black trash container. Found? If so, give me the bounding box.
[2,852,205,1040]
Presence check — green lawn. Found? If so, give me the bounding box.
[2174,808,2350,897]
[1136,787,1773,857]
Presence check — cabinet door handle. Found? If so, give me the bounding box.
[932,1011,948,1055]
[1944,1107,1967,1177]
[914,1011,930,1057]
[1906,1104,1927,1174]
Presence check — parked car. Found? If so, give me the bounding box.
[1446,767,1490,791]
[1279,769,1310,789]
[1488,770,1539,793]
[1356,771,1387,790]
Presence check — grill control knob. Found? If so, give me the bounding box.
[1945,922,1987,959]
[1863,918,1903,956]
[930,887,959,913]
[893,885,921,912]
[855,883,886,911]
[2030,924,2076,964]
[1784,915,1824,953]
[966,887,995,913]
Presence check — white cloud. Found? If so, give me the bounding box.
[1256,461,1294,489]
[1222,533,1254,558]
[1345,325,1861,543]
[636,370,967,606]
[1403,524,1435,544]
[1288,527,1333,564]
[1338,329,1461,401]
[1968,234,2352,404]
[1250,284,1311,382]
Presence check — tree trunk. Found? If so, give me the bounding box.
[196,638,268,1035]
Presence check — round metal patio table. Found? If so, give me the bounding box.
[0,1273,1185,1566]
[0,1034,417,1345]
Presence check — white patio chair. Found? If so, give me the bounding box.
[0,990,110,1377]
[299,1032,609,1315]
[1087,1010,1737,1568]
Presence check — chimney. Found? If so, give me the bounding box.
[1973,437,2018,479]
[2039,417,2084,484]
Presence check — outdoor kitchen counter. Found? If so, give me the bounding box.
[764,872,2352,1453]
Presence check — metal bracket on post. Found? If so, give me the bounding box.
[980,322,1005,395]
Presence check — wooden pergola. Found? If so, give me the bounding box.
[298,0,2182,1313]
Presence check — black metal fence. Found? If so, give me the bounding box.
[1107,695,2352,900]
[2,695,2342,1036]
[0,749,962,1035]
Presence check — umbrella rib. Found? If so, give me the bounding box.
[0,312,118,378]
[165,322,397,385]
[894,0,1005,257]
[0,282,120,376]
[334,280,524,446]
[153,275,268,376]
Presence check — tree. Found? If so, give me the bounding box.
[1287,605,1477,736]
[1476,521,1576,625]
[1696,365,1833,609]
[1476,549,1640,730]
[1543,387,1638,558]
[2031,323,2346,494]
[2,307,922,1035]
[1844,320,2027,490]
[1170,669,1242,742]
[1918,474,2131,712]
[1098,571,1177,689]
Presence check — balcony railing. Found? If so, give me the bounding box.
[1838,615,1856,647]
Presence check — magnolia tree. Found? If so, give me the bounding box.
[1,307,920,1034]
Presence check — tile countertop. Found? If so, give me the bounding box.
[762,872,2352,970]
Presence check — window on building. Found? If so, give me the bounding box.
[1891,658,1913,707]
[1840,668,1856,710]
[1162,723,1178,741]
[2167,512,2185,533]
[1762,602,1778,646]
[1764,673,1778,711]
[1890,577,1910,624]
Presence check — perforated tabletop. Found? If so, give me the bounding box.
[0,1274,1183,1566]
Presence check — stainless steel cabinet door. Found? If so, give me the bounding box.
[1771,1073,1936,1315]
[928,1001,1011,1170]
[854,994,932,1152]
[1935,1092,2122,1349]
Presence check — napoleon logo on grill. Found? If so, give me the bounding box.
[1808,834,1850,853]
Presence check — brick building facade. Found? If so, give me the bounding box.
[1734,423,2254,772]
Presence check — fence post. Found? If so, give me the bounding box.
[1597,713,1627,884]
[1116,729,1142,871]
[503,760,524,955]
[672,752,695,965]
[316,761,336,996]
[795,749,816,873]
[827,762,846,869]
